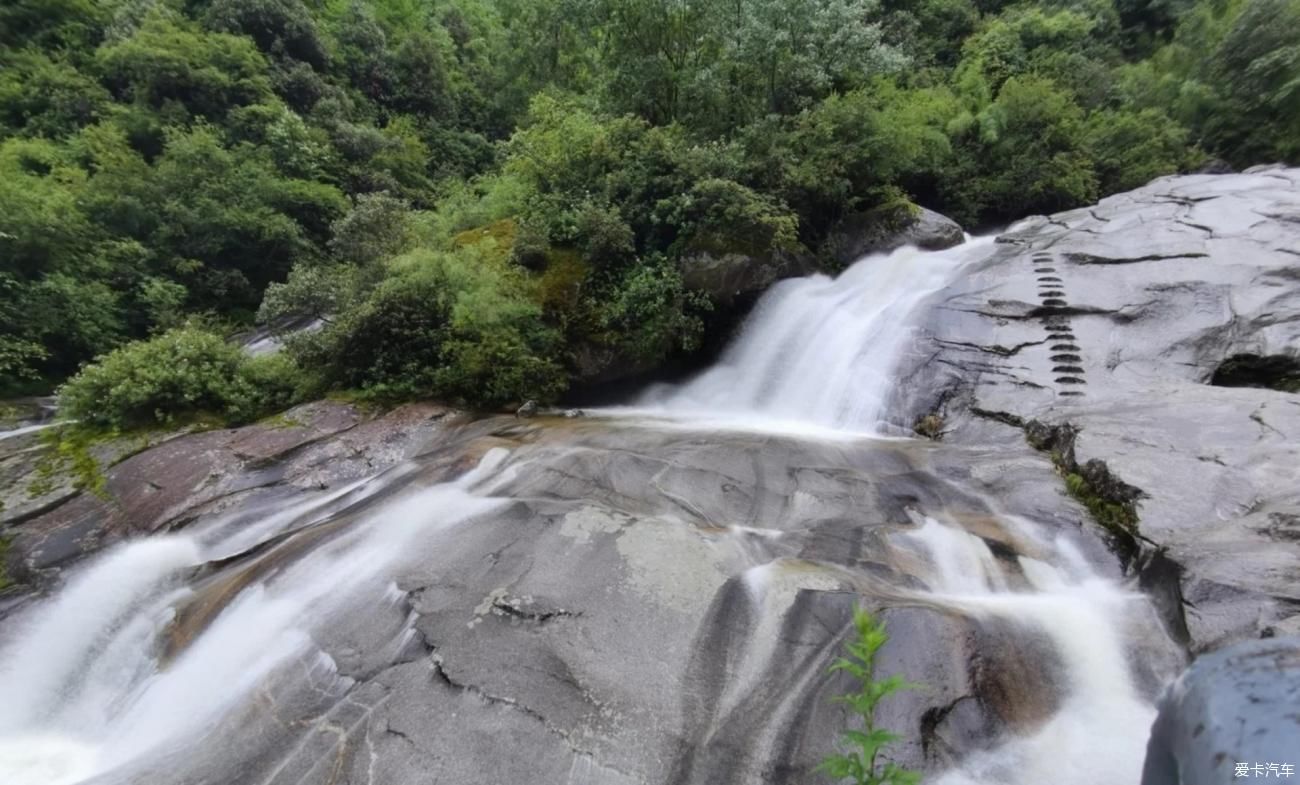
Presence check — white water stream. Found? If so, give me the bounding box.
[634,237,996,433]
[0,451,510,785]
[906,517,1158,785]
[0,238,1165,784]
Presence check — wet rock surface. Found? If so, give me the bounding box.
[825,205,965,266]
[1,401,459,592]
[35,414,1175,785]
[1141,635,1300,785]
[680,247,814,307]
[896,168,1300,652]
[4,172,1296,784]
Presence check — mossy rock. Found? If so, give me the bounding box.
[452,218,519,268]
[823,201,963,268]
[0,535,13,593]
[534,248,589,318]
[914,414,944,440]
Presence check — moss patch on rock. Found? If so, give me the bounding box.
[0,535,13,592]
[1063,470,1141,534]
[534,248,589,316]
[452,218,519,268]
[1026,419,1144,553]
[973,408,1144,554]
[914,413,945,440]
[27,426,109,501]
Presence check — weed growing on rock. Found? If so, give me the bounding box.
[819,607,921,785]
[0,535,12,592]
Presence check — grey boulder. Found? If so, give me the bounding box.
[1141,636,1300,785]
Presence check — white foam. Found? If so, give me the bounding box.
[907,519,1157,785]
[634,238,995,433]
[0,451,510,784]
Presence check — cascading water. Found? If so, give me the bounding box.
[0,237,1175,785]
[634,237,996,433]
[0,451,510,785]
[903,516,1158,785]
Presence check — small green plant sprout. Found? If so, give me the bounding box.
[818,606,921,785]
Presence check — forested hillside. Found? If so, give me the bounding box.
[3,0,1297,422]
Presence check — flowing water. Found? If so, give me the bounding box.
[0,239,1175,784]
[632,237,995,433]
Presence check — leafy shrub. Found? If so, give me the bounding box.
[1084,108,1194,193]
[597,257,710,363]
[287,248,567,408]
[58,326,306,428]
[668,178,799,257]
[819,607,920,785]
[328,192,414,265]
[575,203,636,267]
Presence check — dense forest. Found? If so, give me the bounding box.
[2,0,1297,424]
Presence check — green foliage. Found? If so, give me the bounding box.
[0,50,110,138]
[1084,108,1194,193]
[58,326,308,428]
[1064,472,1141,533]
[1206,0,1300,162]
[26,424,108,501]
[0,534,12,592]
[96,13,275,120]
[328,192,415,265]
[819,607,920,785]
[204,0,329,70]
[670,179,799,257]
[283,247,567,408]
[945,75,1098,222]
[3,0,1294,417]
[596,257,711,363]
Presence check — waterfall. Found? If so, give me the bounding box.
[0,239,1170,785]
[905,518,1157,785]
[0,450,510,785]
[633,237,995,433]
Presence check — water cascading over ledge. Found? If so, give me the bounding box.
[0,233,1190,785]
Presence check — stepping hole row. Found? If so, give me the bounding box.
[1032,252,1086,395]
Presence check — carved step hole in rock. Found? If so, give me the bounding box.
[1054,365,1085,374]
[1051,344,1081,352]
[1056,376,1086,385]
[1208,354,1300,392]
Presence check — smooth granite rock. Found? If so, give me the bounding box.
[894,168,1300,651]
[1141,636,1300,785]
[825,206,966,266]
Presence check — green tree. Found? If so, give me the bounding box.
[1206,0,1300,162]
[95,13,274,120]
[946,75,1097,222]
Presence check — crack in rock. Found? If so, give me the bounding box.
[1063,251,1209,265]
[431,658,551,726]
[933,338,1050,357]
[491,598,579,624]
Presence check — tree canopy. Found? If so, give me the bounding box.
[3,0,1296,413]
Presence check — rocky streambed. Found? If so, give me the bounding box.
[0,168,1297,785]
[895,165,1300,651]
